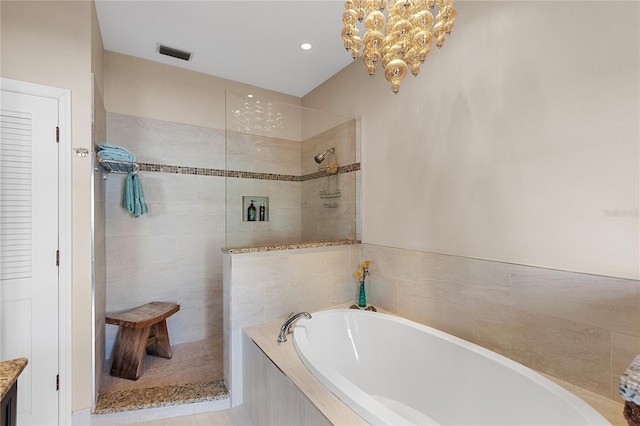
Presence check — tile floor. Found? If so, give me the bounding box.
[99,337,223,394]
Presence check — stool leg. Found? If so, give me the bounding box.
[146,320,172,359]
[110,326,151,380]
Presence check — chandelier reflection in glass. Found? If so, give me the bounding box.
[231,97,284,138]
[341,0,456,94]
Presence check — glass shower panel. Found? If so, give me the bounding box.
[225,90,357,249]
[300,106,358,243]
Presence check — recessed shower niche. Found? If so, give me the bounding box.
[243,196,269,222]
[225,90,360,249]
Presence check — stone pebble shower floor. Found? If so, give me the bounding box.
[95,336,227,414]
[94,380,228,413]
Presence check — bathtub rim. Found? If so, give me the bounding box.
[293,308,611,426]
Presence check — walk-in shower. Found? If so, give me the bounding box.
[224,91,360,248]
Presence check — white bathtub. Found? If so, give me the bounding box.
[293,309,610,426]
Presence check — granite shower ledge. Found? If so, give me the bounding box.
[223,239,360,254]
[0,357,28,400]
[620,354,640,404]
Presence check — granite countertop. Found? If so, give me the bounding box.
[223,239,360,254]
[0,358,28,400]
[620,354,640,404]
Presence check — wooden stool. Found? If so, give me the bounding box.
[106,301,180,380]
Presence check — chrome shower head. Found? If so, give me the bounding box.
[314,147,335,164]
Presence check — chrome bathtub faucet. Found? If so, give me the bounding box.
[277,312,311,343]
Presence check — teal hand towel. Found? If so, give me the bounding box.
[98,144,136,162]
[133,173,148,217]
[122,172,148,217]
[123,173,134,214]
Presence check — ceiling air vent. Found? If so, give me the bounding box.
[157,44,192,61]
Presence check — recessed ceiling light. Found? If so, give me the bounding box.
[247,94,254,98]
[300,43,312,51]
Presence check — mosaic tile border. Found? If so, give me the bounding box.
[136,161,360,182]
[138,162,225,176]
[300,163,361,181]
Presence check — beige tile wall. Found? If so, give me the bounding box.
[301,120,356,175]
[224,244,361,405]
[301,120,358,242]
[225,120,359,248]
[363,243,640,402]
[226,178,302,248]
[105,171,226,358]
[107,112,225,169]
[242,333,331,426]
[104,113,227,359]
[226,131,301,176]
[301,172,357,242]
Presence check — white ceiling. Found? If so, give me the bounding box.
[95,1,354,98]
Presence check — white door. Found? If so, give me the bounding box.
[0,90,59,425]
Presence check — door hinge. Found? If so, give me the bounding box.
[56,250,60,266]
[56,126,60,143]
[56,374,59,391]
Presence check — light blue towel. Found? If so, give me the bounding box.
[123,172,148,217]
[98,144,136,162]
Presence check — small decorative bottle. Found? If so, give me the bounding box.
[248,200,257,221]
[358,281,366,308]
[259,200,266,221]
[352,260,372,310]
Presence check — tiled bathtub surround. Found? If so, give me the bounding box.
[242,316,625,425]
[223,244,361,406]
[225,241,635,411]
[362,243,640,402]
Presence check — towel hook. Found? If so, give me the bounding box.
[74,147,90,157]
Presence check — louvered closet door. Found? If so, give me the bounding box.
[0,90,59,426]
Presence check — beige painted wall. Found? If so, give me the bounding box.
[1,0,97,412]
[104,51,301,132]
[91,1,104,98]
[303,1,640,280]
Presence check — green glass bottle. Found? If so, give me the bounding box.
[358,282,366,308]
[248,200,256,221]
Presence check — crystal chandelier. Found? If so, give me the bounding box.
[341,0,456,94]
